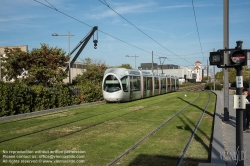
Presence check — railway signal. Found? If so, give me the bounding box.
[209,51,223,65]
[209,41,250,166]
[209,40,248,68]
[229,41,247,66]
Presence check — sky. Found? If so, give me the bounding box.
[1,0,250,70]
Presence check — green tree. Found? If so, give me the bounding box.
[1,47,30,80]
[215,70,223,83]
[72,58,108,102]
[215,68,236,83]
[2,44,70,86]
[117,64,133,69]
[202,76,211,83]
[215,66,250,84]
[73,58,107,84]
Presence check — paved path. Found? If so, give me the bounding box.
[208,91,250,166]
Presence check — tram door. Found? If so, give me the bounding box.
[121,76,129,101]
[143,77,147,98]
[176,78,179,90]
[154,77,159,95]
[167,77,171,92]
[129,76,141,100]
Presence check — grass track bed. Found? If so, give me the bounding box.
[0,95,177,143]
[0,91,216,166]
[117,91,214,166]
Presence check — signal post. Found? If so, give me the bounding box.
[209,41,248,166]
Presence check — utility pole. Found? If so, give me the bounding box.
[152,51,154,73]
[159,57,167,74]
[126,55,139,69]
[223,0,229,121]
[235,41,244,166]
[213,48,215,90]
[210,40,248,166]
[207,59,209,83]
[52,31,75,84]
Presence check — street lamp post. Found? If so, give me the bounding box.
[52,31,75,84]
[126,55,139,69]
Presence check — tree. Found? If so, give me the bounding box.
[1,47,30,80]
[72,58,108,102]
[117,64,133,69]
[2,44,70,86]
[215,66,250,85]
[215,70,223,83]
[202,76,211,83]
[73,58,107,84]
[215,68,237,83]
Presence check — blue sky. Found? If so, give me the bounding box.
[1,0,250,69]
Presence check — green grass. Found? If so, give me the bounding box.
[118,91,215,166]
[0,91,216,166]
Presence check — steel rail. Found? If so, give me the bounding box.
[108,92,201,166]
[0,92,174,124]
[177,91,211,166]
[0,96,172,144]
[0,101,105,124]
[8,97,177,152]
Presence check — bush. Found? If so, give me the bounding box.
[0,82,81,117]
[179,82,199,87]
[0,82,32,116]
[78,82,103,103]
[204,82,223,90]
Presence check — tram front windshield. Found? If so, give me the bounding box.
[103,75,121,92]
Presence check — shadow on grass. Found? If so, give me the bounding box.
[174,95,215,163]
[176,115,210,154]
[128,154,208,166]
[177,96,214,117]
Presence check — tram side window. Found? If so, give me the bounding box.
[147,77,152,90]
[130,76,141,91]
[167,78,171,90]
[120,76,128,92]
[171,78,175,89]
[154,77,159,89]
[143,77,147,90]
[136,76,141,91]
[176,79,179,89]
[104,75,121,92]
[161,78,166,89]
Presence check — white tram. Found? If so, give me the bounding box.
[102,68,179,102]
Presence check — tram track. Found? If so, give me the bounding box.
[0,93,172,125]
[21,98,171,150]
[176,91,211,166]
[0,95,169,138]
[0,93,178,144]
[0,101,104,124]
[0,91,212,166]
[108,91,211,166]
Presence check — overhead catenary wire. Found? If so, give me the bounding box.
[156,49,211,56]
[44,0,57,10]
[98,0,193,65]
[156,49,212,60]
[34,0,152,55]
[192,0,204,62]
[34,0,203,67]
